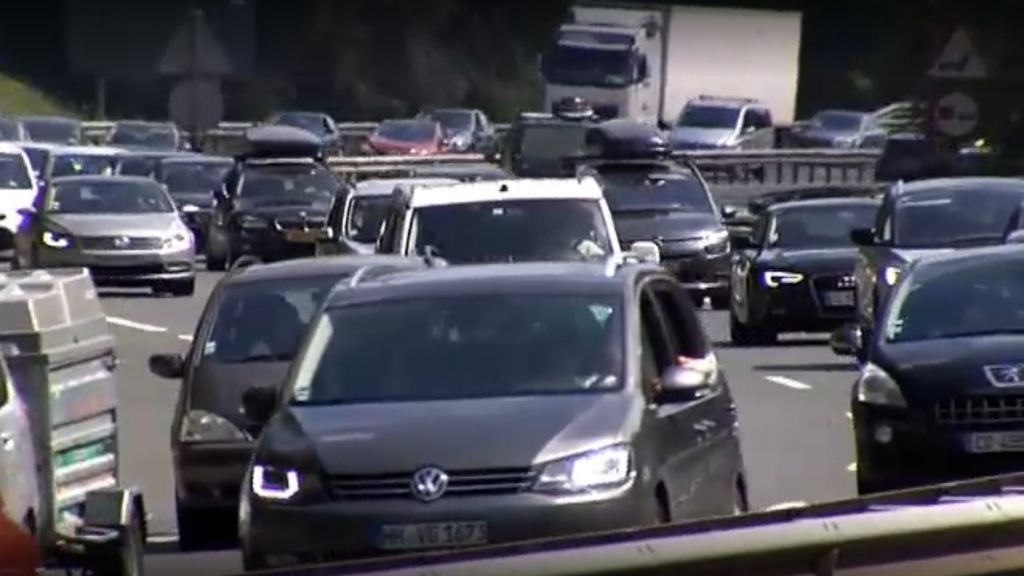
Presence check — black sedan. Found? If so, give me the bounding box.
[851,177,1024,356]
[837,245,1024,494]
[155,155,234,251]
[729,197,879,345]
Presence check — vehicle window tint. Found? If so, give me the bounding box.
[751,215,768,246]
[652,280,708,358]
[50,181,174,214]
[638,297,664,398]
[118,157,158,178]
[238,165,338,201]
[893,186,1024,247]
[161,163,232,194]
[52,155,117,178]
[639,289,672,372]
[292,294,625,404]
[201,276,339,364]
[346,196,392,242]
[0,154,31,189]
[769,204,878,248]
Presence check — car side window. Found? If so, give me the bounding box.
[377,208,402,253]
[639,287,673,398]
[651,279,709,359]
[751,215,769,247]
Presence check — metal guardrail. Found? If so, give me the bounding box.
[231,472,1024,576]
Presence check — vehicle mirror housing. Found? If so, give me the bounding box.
[719,204,738,220]
[242,386,279,425]
[148,353,185,379]
[829,324,862,357]
[850,228,875,246]
[658,360,715,404]
[629,241,661,264]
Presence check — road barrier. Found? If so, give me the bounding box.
[229,472,1024,576]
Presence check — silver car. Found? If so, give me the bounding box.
[13,175,196,296]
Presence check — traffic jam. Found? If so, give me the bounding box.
[1,5,1022,576]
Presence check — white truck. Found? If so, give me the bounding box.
[540,2,803,126]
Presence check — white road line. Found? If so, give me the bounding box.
[107,316,167,333]
[764,501,807,511]
[178,334,193,341]
[847,462,857,472]
[764,375,813,390]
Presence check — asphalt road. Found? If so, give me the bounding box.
[95,266,859,575]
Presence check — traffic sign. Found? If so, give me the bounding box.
[928,27,988,80]
[933,91,979,137]
[158,9,233,77]
[169,79,224,133]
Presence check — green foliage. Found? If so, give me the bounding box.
[0,73,78,118]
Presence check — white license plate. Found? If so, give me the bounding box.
[823,290,854,307]
[966,432,1024,453]
[378,522,487,550]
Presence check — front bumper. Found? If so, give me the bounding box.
[660,250,730,292]
[174,441,253,510]
[37,246,195,286]
[242,482,651,561]
[233,227,329,262]
[755,274,856,333]
[853,400,1024,489]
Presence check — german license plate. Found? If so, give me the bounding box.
[283,229,324,243]
[823,290,854,307]
[378,522,487,550]
[965,432,1024,453]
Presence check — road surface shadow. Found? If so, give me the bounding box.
[714,339,829,350]
[754,362,857,373]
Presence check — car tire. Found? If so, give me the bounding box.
[710,290,730,311]
[729,308,777,346]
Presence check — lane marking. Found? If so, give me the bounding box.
[847,462,857,472]
[178,334,193,342]
[764,501,807,511]
[764,375,813,390]
[107,316,168,333]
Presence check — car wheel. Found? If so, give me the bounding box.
[710,289,731,311]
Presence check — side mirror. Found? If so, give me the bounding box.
[719,204,738,220]
[657,361,715,404]
[148,353,185,379]
[242,386,279,425]
[829,324,863,357]
[850,228,876,246]
[629,240,661,264]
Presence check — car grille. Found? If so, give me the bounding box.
[78,236,164,250]
[328,467,536,500]
[275,218,327,230]
[89,264,168,277]
[934,396,1024,426]
[811,274,856,308]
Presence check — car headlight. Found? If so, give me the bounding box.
[534,444,634,494]
[42,230,71,249]
[855,362,907,407]
[701,229,730,256]
[237,214,269,229]
[251,464,301,501]
[163,223,193,250]
[882,265,902,286]
[762,270,804,288]
[180,409,250,443]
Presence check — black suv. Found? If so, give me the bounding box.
[147,254,425,551]
[502,111,601,177]
[204,126,346,270]
[237,258,747,568]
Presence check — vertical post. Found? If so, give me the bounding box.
[189,9,203,148]
[95,76,107,121]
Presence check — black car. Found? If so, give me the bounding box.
[108,120,187,151]
[147,254,426,551]
[265,111,342,157]
[729,191,881,345]
[116,150,197,178]
[154,154,234,251]
[19,115,81,144]
[502,111,600,177]
[204,126,344,270]
[237,259,746,568]
[835,245,1024,494]
[850,177,1024,356]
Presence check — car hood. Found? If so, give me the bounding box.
[51,213,180,236]
[188,360,291,429]
[880,335,1024,402]
[670,127,735,147]
[760,247,860,274]
[171,192,215,209]
[287,393,637,474]
[614,211,720,243]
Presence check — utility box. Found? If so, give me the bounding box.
[0,268,143,574]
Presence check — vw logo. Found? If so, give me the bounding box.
[410,466,449,502]
[113,236,130,248]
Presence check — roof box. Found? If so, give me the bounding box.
[585,120,669,159]
[242,125,323,160]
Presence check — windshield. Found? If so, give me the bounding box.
[345,196,391,242]
[410,199,612,264]
[291,294,623,404]
[602,175,713,214]
[542,44,634,87]
[272,113,331,136]
[118,157,159,177]
[200,276,339,364]
[518,124,590,159]
[677,105,741,129]
[0,154,31,189]
[22,119,78,144]
[109,124,177,150]
[52,154,118,177]
[430,110,473,133]
[376,122,437,142]
[770,204,878,248]
[885,260,1024,343]
[162,162,232,194]
[815,112,865,131]
[893,185,1024,248]
[50,181,174,214]
[0,119,21,141]
[239,164,338,202]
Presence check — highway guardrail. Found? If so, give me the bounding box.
[229,472,1024,576]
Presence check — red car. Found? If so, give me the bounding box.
[364,119,445,156]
